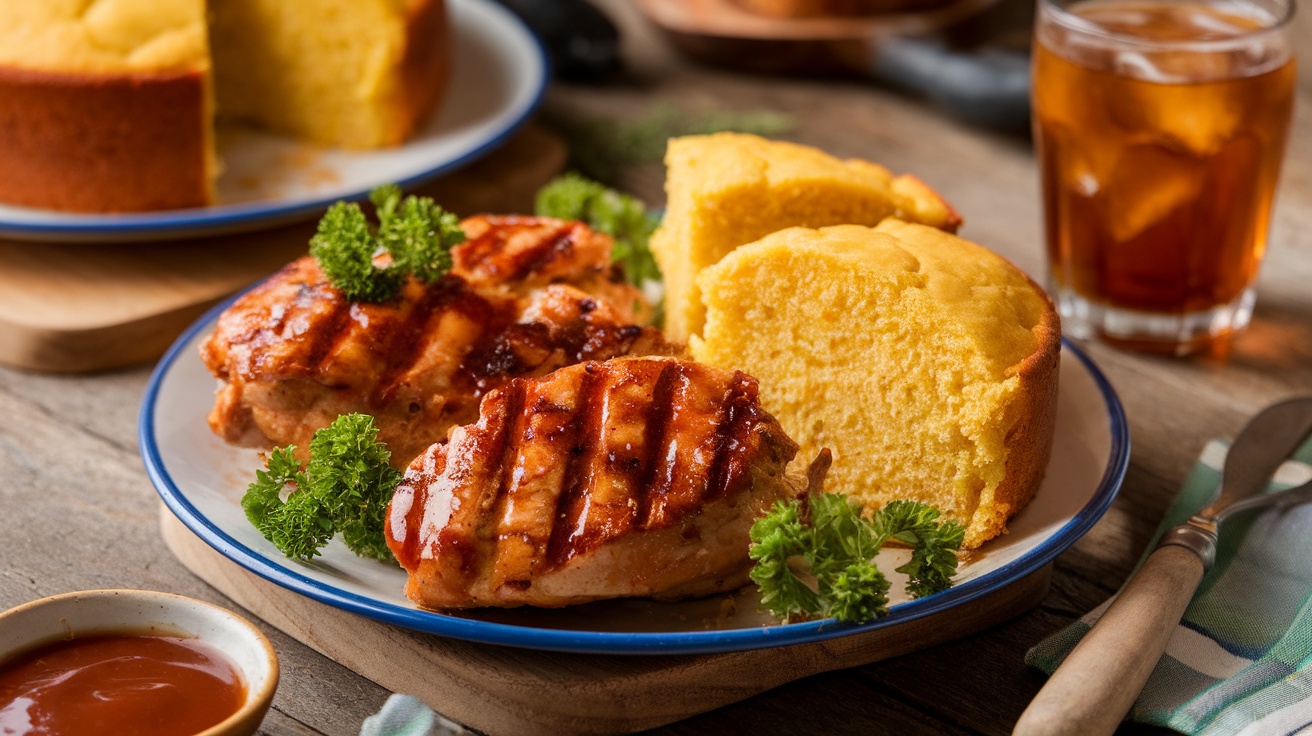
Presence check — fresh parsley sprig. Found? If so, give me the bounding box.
[534,172,662,286]
[749,494,964,624]
[875,499,967,598]
[241,413,402,563]
[309,185,466,302]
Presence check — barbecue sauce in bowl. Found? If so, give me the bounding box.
[0,634,245,736]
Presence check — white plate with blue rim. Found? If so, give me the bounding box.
[140,293,1129,655]
[0,0,547,244]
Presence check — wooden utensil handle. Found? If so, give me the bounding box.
[1013,544,1205,736]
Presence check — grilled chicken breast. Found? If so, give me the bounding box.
[201,215,676,467]
[386,356,824,609]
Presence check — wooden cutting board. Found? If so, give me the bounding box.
[0,125,566,374]
[160,506,1052,736]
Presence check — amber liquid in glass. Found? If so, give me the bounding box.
[1034,0,1294,353]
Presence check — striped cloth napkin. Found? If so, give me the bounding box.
[1026,436,1312,735]
[360,694,467,736]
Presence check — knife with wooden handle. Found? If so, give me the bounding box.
[1014,396,1312,736]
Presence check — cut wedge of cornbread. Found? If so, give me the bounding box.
[690,219,1060,548]
[210,0,448,149]
[649,133,961,342]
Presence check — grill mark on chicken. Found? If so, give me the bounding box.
[706,373,756,503]
[460,322,552,394]
[372,278,456,404]
[642,369,685,528]
[385,357,810,609]
[512,230,575,282]
[373,278,521,406]
[482,380,526,584]
[652,366,716,528]
[606,361,661,526]
[301,299,351,379]
[396,447,444,570]
[202,215,675,471]
[539,362,766,566]
[437,399,516,590]
[578,324,647,364]
[442,287,509,386]
[633,360,682,528]
[435,525,476,594]
[545,363,603,568]
[457,216,582,285]
[574,364,646,554]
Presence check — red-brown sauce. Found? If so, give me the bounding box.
[0,634,245,736]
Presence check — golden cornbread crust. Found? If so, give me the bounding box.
[650,133,962,344]
[390,0,449,146]
[691,221,1061,549]
[0,66,209,212]
[963,271,1061,548]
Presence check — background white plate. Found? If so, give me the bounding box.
[0,0,548,243]
[141,303,1128,655]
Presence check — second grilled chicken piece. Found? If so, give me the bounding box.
[387,356,824,609]
[201,215,675,468]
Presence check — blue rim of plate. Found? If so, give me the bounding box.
[0,0,549,243]
[140,295,1129,655]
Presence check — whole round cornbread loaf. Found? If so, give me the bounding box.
[0,0,447,213]
[690,219,1061,549]
[0,1,214,212]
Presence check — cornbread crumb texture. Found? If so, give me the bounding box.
[691,220,1059,548]
[650,132,961,343]
[211,0,444,148]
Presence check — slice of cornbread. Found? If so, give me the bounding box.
[649,133,961,343]
[690,220,1060,548]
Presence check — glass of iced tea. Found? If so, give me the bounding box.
[1033,0,1295,356]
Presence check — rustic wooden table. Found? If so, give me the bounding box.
[2,1,1310,734]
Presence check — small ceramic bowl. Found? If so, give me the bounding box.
[0,589,279,736]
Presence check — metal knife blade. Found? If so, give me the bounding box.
[1154,396,1312,569]
[1203,396,1312,520]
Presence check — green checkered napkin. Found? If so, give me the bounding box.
[1027,436,1312,735]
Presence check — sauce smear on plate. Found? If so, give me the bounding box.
[0,634,245,736]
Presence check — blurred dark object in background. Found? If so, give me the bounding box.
[492,0,623,82]
[634,0,1034,134]
[869,37,1030,131]
[728,0,956,16]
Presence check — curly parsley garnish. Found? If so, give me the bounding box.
[241,413,402,563]
[749,495,965,624]
[309,185,466,302]
[534,172,662,286]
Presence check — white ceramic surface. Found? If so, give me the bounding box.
[0,589,279,736]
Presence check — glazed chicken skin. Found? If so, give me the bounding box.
[386,356,823,609]
[201,215,675,468]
